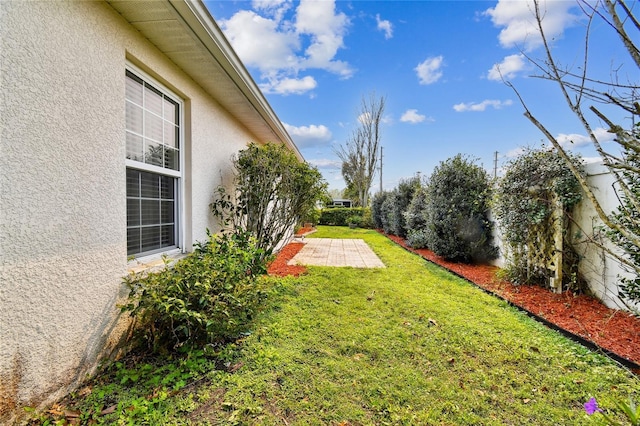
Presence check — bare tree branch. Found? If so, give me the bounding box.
[335,92,385,207]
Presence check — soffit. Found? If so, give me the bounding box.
[106,0,302,160]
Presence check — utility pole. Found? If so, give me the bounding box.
[379,146,383,193]
[493,151,498,179]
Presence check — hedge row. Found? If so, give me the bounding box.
[318,207,372,227]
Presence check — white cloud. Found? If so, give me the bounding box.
[400,109,427,124]
[556,127,614,148]
[252,0,290,9]
[251,0,292,21]
[453,99,513,112]
[488,54,526,81]
[415,56,444,85]
[505,146,526,158]
[376,14,393,39]
[219,10,299,72]
[307,158,342,168]
[484,0,578,51]
[283,122,332,147]
[261,76,317,95]
[295,0,353,77]
[220,0,353,95]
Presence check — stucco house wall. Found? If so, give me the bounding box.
[0,1,299,422]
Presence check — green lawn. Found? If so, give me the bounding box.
[37,226,639,425]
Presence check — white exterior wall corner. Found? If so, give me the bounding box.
[0,1,272,422]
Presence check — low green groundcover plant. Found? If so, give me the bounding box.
[30,227,639,425]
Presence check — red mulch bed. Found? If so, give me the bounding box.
[266,227,314,277]
[384,234,640,370]
[267,230,640,371]
[267,241,307,277]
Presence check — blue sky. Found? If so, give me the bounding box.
[205,0,635,191]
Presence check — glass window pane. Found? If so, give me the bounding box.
[141,200,160,225]
[144,141,164,167]
[160,176,174,199]
[126,169,139,197]
[164,121,177,148]
[127,199,140,226]
[126,132,144,162]
[141,226,161,252]
[144,85,163,116]
[161,225,175,246]
[125,72,143,105]
[127,227,141,256]
[126,102,143,134]
[144,111,163,143]
[164,147,179,171]
[140,171,159,198]
[164,98,177,123]
[160,201,174,223]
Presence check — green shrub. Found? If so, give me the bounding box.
[211,142,328,261]
[347,215,363,227]
[380,192,396,234]
[406,229,430,249]
[319,207,366,226]
[389,177,422,237]
[360,208,374,229]
[122,231,269,353]
[426,154,497,263]
[376,178,422,237]
[371,191,389,229]
[404,186,429,237]
[300,207,321,226]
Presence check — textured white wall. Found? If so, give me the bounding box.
[0,1,258,421]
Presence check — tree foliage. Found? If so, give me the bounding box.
[495,148,584,288]
[336,93,385,207]
[425,154,497,263]
[211,142,328,259]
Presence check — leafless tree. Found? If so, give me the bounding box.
[336,93,386,207]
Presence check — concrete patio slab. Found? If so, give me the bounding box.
[288,238,385,268]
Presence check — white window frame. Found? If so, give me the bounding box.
[125,63,185,259]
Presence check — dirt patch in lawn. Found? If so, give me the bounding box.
[383,233,640,370]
